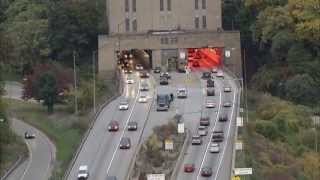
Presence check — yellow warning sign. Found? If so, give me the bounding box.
[232,176,240,180]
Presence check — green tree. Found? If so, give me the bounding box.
[302,152,320,180]
[4,0,49,67]
[38,72,58,113]
[284,74,318,105]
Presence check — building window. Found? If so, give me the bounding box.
[160,0,164,11]
[125,0,129,12]
[195,17,199,29]
[132,19,137,32]
[167,0,171,11]
[202,0,206,9]
[125,18,130,32]
[132,0,136,12]
[202,16,207,29]
[195,0,199,10]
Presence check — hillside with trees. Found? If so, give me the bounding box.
[223,0,320,179]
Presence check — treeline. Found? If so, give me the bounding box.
[0,0,110,113]
[0,0,107,72]
[224,0,320,107]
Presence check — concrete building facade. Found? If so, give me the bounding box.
[99,0,242,77]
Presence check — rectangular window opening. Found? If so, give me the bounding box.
[202,0,206,9]
[160,0,164,11]
[125,0,129,12]
[167,0,171,11]
[195,17,199,29]
[125,18,130,32]
[195,0,199,10]
[202,16,207,29]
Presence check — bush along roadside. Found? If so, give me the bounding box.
[235,90,320,180]
[131,120,186,180]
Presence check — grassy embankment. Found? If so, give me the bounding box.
[3,76,118,179]
[236,91,320,180]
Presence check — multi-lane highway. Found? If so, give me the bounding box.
[67,69,239,180]
[67,72,155,180]
[176,72,239,180]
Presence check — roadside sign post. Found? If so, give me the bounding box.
[234,168,253,175]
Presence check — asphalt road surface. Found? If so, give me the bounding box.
[176,72,239,180]
[67,70,239,180]
[6,119,56,180]
[67,72,155,180]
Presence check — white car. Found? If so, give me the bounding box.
[77,165,89,179]
[224,87,232,92]
[126,78,134,84]
[138,95,148,103]
[205,100,216,108]
[118,100,129,110]
[209,143,220,153]
[198,126,208,136]
[216,71,224,78]
[177,88,187,98]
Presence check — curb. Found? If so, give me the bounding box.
[63,70,124,180]
[1,156,27,180]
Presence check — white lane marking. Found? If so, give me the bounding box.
[196,89,222,180]
[20,140,33,180]
[213,91,237,180]
[106,77,141,175]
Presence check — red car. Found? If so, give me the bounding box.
[184,163,195,173]
[108,121,119,131]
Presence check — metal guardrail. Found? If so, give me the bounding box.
[170,129,190,180]
[63,70,124,180]
[1,156,27,180]
[222,67,242,180]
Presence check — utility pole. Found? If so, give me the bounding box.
[73,51,78,115]
[92,51,96,113]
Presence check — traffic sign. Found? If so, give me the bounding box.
[234,168,253,175]
[178,123,185,134]
[236,117,243,127]
[147,174,165,180]
[232,176,241,180]
[235,141,243,150]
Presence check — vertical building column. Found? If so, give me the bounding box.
[152,49,162,69]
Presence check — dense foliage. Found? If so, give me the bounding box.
[0,0,106,73]
[224,0,320,106]
[240,91,320,180]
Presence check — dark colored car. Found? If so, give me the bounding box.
[184,163,195,173]
[200,117,210,126]
[160,77,169,85]
[108,121,119,132]
[160,72,171,79]
[207,79,215,87]
[207,87,215,96]
[119,137,131,149]
[127,121,138,131]
[140,71,149,78]
[153,67,161,73]
[211,132,224,142]
[24,131,35,139]
[202,72,211,79]
[201,167,213,177]
[123,68,133,74]
[219,115,228,122]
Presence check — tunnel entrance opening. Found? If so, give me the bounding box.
[117,49,152,72]
[187,48,222,71]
